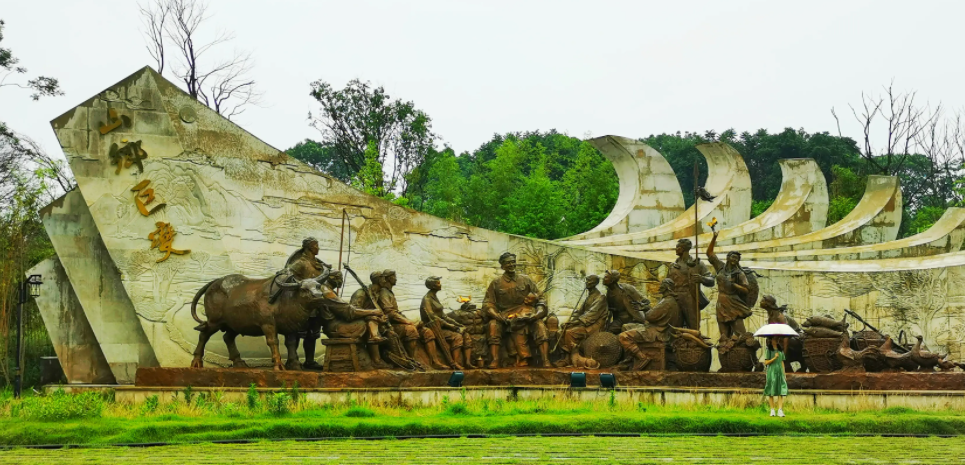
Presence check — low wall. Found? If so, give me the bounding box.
[49,384,965,413]
[134,367,965,391]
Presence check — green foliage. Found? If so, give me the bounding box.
[266,392,291,416]
[246,384,258,410]
[751,200,774,218]
[182,385,193,405]
[351,141,390,199]
[285,139,352,183]
[409,131,618,240]
[0,19,63,101]
[343,406,376,418]
[906,206,946,235]
[827,165,866,224]
[141,395,160,415]
[308,78,434,196]
[14,390,105,421]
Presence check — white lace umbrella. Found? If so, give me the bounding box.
[753,323,799,337]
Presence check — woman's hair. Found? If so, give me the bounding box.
[769,336,783,350]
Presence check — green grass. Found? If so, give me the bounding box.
[3,437,965,464]
[1,388,965,445]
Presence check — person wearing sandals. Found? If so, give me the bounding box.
[763,336,788,417]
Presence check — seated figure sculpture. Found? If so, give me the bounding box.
[378,269,447,369]
[556,275,609,368]
[483,252,551,368]
[619,278,679,371]
[314,270,388,367]
[421,276,476,369]
[602,270,650,334]
[448,300,487,367]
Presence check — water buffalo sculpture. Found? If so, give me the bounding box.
[189,271,332,370]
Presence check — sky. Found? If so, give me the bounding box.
[2,0,965,160]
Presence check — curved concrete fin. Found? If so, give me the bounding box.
[603,175,902,258]
[617,206,965,264]
[566,136,685,240]
[562,141,752,246]
[589,158,828,253]
[738,207,965,262]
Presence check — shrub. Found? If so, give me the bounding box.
[246,384,259,410]
[141,395,160,415]
[444,402,469,415]
[18,391,105,421]
[266,393,291,416]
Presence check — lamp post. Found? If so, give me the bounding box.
[14,274,42,398]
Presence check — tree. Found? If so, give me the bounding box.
[309,79,434,197]
[0,20,62,103]
[420,149,465,221]
[285,139,353,184]
[138,0,260,119]
[832,82,941,176]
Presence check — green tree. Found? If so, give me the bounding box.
[285,139,352,183]
[503,155,566,239]
[560,141,619,235]
[827,165,866,224]
[420,149,465,221]
[309,79,434,196]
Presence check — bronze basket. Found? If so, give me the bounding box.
[672,338,711,372]
[802,337,844,372]
[717,345,757,372]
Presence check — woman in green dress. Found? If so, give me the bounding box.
[763,336,788,417]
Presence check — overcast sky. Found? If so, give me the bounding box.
[3,0,964,160]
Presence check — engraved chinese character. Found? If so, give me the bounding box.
[131,180,166,216]
[148,222,190,263]
[109,140,147,175]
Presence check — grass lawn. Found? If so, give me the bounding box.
[2,436,964,464]
[1,387,965,445]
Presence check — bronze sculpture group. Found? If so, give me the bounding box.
[188,236,965,373]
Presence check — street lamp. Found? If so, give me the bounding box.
[14,274,42,398]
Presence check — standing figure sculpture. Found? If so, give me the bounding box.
[378,270,447,369]
[603,270,651,334]
[286,237,333,369]
[557,275,609,368]
[483,252,551,368]
[706,231,758,339]
[421,276,476,370]
[666,238,714,331]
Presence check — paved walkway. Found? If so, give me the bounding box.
[1,436,961,464]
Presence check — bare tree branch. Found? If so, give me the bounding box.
[137,0,260,118]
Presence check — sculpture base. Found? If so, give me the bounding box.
[135,367,965,391]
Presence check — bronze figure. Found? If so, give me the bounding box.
[666,238,713,331]
[287,237,331,370]
[482,252,551,368]
[557,275,608,368]
[603,269,653,333]
[619,279,677,371]
[188,269,377,371]
[421,276,476,370]
[706,231,758,339]
[378,270,447,369]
